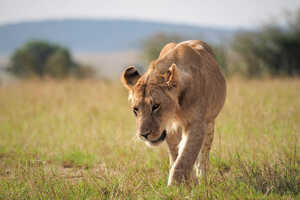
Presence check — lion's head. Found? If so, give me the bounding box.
[121,63,182,146]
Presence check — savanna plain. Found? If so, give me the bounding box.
[0,77,299,199]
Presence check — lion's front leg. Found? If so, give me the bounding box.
[168,122,206,186]
[166,128,182,167]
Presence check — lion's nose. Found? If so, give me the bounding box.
[140,131,151,139]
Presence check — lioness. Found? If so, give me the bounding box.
[121,40,226,185]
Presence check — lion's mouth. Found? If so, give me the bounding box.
[150,130,166,144]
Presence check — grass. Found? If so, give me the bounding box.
[0,77,299,199]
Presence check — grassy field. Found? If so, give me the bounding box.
[0,78,299,199]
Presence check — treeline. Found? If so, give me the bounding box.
[6,41,95,79]
[141,9,300,78]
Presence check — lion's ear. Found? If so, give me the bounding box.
[121,66,141,89]
[166,63,179,89]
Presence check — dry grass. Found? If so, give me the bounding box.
[0,77,299,199]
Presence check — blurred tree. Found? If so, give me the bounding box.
[232,8,300,77]
[232,32,268,77]
[8,41,58,77]
[7,40,95,79]
[44,48,74,78]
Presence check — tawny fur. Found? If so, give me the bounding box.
[122,40,226,186]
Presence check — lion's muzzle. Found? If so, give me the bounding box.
[139,130,167,146]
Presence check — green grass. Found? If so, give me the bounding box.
[0,78,299,199]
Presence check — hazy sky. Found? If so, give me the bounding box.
[0,0,299,27]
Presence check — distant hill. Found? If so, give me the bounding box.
[0,19,236,54]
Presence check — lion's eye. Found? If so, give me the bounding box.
[133,107,139,116]
[152,104,160,112]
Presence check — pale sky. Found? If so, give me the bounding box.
[0,0,299,28]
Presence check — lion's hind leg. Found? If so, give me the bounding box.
[195,121,215,179]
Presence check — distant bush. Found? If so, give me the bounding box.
[7,40,95,79]
[232,9,300,77]
[44,48,74,78]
